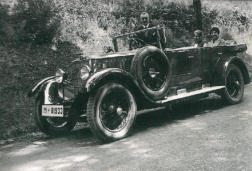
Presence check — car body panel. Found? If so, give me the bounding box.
[85,68,137,92]
[28,43,250,117]
[224,56,250,84]
[166,48,203,89]
[27,76,55,97]
[27,25,251,142]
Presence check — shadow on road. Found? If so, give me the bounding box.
[47,96,227,143]
[1,96,228,149]
[62,95,227,144]
[134,95,227,133]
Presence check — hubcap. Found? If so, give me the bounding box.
[142,55,167,91]
[226,70,241,98]
[116,107,123,115]
[149,68,160,78]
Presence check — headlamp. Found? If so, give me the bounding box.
[55,68,65,83]
[80,65,90,80]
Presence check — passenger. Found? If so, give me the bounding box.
[204,27,226,47]
[193,30,204,47]
[175,30,204,50]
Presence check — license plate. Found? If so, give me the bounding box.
[42,105,64,117]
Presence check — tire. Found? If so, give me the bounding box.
[131,46,171,100]
[87,83,137,142]
[34,96,76,136]
[222,64,244,104]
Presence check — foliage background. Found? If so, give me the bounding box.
[0,0,252,139]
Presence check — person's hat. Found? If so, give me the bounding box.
[194,30,203,36]
[140,12,149,19]
[210,27,220,34]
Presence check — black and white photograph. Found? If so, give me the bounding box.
[0,0,252,170]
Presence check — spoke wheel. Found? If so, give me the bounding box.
[222,64,244,104]
[34,96,76,136]
[87,83,137,142]
[131,46,171,100]
[142,55,167,91]
[46,118,68,128]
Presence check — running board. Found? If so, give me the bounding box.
[136,107,166,116]
[157,86,225,104]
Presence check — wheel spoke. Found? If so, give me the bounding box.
[99,88,132,132]
[142,55,166,90]
[226,69,242,99]
[46,118,67,128]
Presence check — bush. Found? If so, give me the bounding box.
[14,0,60,46]
[0,3,14,45]
[0,0,60,47]
[0,42,81,139]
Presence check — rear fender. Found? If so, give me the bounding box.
[212,56,250,85]
[224,56,250,84]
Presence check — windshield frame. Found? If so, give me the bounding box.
[112,26,164,52]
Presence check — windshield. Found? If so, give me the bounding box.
[112,26,164,52]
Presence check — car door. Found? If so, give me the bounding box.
[171,47,203,89]
[200,46,223,83]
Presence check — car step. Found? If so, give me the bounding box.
[136,107,166,116]
[157,86,225,104]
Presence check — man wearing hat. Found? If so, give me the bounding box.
[134,12,166,48]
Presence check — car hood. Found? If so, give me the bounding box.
[87,49,138,59]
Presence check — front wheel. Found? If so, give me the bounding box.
[222,64,244,104]
[87,83,137,142]
[34,96,77,136]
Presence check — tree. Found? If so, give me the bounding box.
[13,0,60,46]
[193,0,202,30]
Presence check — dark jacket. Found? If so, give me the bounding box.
[135,23,158,46]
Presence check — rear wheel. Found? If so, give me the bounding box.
[87,83,137,142]
[34,96,76,136]
[222,64,244,104]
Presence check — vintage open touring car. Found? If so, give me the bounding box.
[28,27,250,142]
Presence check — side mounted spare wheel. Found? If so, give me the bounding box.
[131,46,171,100]
[87,83,137,142]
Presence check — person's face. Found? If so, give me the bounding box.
[141,16,149,26]
[211,30,219,41]
[194,33,202,43]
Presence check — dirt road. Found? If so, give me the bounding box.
[1,84,252,171]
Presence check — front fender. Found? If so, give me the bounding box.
[28,78,75,105]
[84,68,158,107]
[85,68,138,92]
[27,76,55,97]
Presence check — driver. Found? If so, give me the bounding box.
[134,12,165,48]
